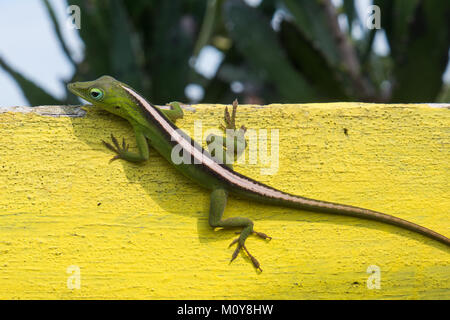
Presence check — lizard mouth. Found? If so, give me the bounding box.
[67,83,92,104]
[67,82,80,94]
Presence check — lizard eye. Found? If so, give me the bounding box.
[89,88,104,100]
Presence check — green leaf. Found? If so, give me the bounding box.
[109,0,145,92]
[193,0,222,57]
[0,56,63,106]
[282,0,340,67]
[67,0,147,93]
[41,0,76,66]
[149,0,194,103]
[279,20,347,100]
[389,1,450,102]
[436,84,450,103]
[360,28,377,66]
[67,0,112,77]
[343,0,356,34]
[223,0,319,102]
[374,0,420,59]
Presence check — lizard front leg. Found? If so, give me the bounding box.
[209,188,271,272]
[103,126,149,163]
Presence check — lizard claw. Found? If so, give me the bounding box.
[228,237,239,248]
[230,243,241,263]
[242,245,262,272]
[228,236,263,272]
[221,99,241,131]
[234,230,272,241]
[254,231,272,241]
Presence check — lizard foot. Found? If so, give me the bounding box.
[235,230,272,241]
[228,229,271,271]
[102,134,130,163]
[221,99,247,133]
[229,238,262,272]
[220,99,247,160]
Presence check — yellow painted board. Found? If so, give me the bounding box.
[0,103,449,299]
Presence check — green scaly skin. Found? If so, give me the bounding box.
[68,76,449,272]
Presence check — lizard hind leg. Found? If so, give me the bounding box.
[206,99,248,168]
[209,189,270,271]
[221,99,247,158]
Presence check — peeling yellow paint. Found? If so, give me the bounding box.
[0,103,449,299]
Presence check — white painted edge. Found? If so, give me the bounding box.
[0,105,87,117]
[0,103,447,117]
[0,103,196,117]
[158,103,196,112]
[424,103,450,108]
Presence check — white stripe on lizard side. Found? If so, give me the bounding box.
[120,85,348,209]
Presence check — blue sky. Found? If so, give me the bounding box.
[0,0,448,107]
[0,0,82,106]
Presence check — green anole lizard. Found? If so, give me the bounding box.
[68,76,449,271]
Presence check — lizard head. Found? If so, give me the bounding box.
[67,75,133,119]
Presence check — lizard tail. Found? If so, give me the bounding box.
[214,158,449,246]
[238,188,450,246]
[280,196,450,246]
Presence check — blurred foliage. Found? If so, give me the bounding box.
[437,85,450,103]
[1,0,449,105]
